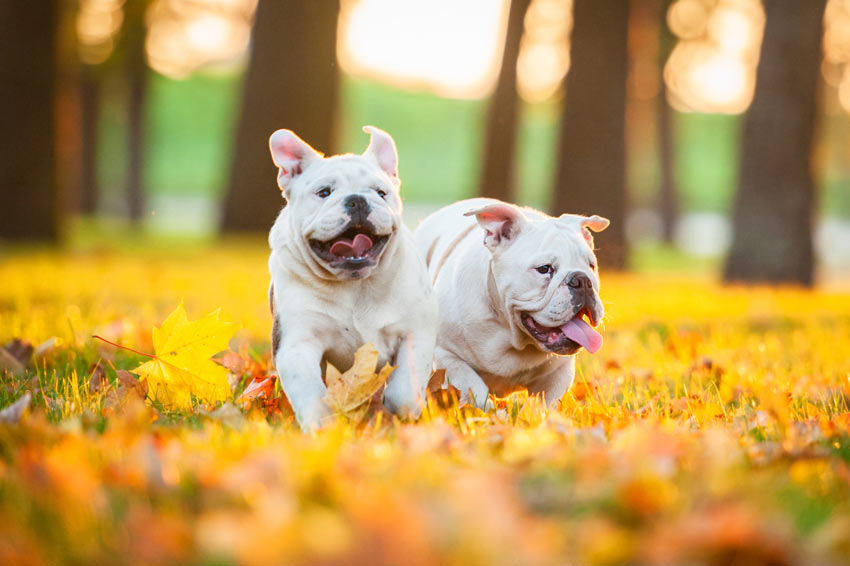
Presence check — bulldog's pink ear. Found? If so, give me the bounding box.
[464,202,527,251]
[362,125,399,180]
[269,129,323,193]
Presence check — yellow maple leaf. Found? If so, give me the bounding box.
[324,343,394,416]
[132,301,235,409]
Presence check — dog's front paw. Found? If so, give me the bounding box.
[458,383,493,412]
[382,378,423,420]
[295,401,334,433]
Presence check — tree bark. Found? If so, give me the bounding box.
[123,0,149,222]
[0,0,61,241]
[221,0,341,233]
[552,0,630,269]
[724,0,827,286]
[478,0,532,201]
[79,65,101,214]
[657,0,678,243]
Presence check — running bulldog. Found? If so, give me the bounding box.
[268,126,438,432]
[414,198,608,408]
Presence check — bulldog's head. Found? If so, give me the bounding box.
[269,126,403,280]
[465,202,609,355]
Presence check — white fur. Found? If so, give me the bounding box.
[414,198,607,408]
[268,127,438,431]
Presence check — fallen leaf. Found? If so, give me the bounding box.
[426,369,447,394]
[132,302,235,409]
[0,392,31,423]
[33,337,58,360]
[199,402,246,428]
[0,348,25,374]
[324,343,394,415]
[104,370,149,411]
[216,351,264,379]
[117,369,149,398]
[4,339,33,366]
[236,375,276,405]
[426,369,460,409]
[88,361,108,393]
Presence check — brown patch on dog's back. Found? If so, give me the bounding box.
[425,236,440,266]
[269,284,282,358]
[431,224,476,285]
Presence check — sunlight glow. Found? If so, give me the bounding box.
[516,0,572,102]
[664,0,764,114]
[146,0,255,78]
[76,0,124,65]
[824,0,850,113]
[338,0,509,99]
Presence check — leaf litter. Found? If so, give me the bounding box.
[1,250,850,565]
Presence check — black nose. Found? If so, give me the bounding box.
[567,272,592,290]
[343,194,370,223]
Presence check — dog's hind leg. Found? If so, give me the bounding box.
[434,346,492,411]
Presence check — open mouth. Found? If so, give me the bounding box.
[520,307,603,354]
[309,225,390,269]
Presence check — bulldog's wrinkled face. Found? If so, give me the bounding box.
[466,203,609,355]
[269,126,403,280]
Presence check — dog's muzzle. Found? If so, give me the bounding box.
[308,222,391,272]
[519,272,603,355]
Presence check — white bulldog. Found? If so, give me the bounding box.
[414,198,609,408]
[267,126,438,432]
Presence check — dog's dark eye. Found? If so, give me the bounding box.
[536,264,553,275]
[589,261,597,270]
[376,188,387,199]
[316,186,332,198]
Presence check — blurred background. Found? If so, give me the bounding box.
[1,0,848,285]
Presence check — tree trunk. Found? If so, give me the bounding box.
[123,0,149,222]
[79,65,101,214]
[221,0,340,233]
[0,0,61,241]
[657,0,678,243]
[478,0,532,201]
[552,0,629,269]
[724,0,827,286]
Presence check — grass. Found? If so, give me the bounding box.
[1,241,850,564]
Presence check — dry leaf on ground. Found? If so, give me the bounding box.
[0,392,31,423]
[324,343,394,417]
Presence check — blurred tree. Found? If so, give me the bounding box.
[552,0,629,269]
[79,64,101,214]
[478,0,532,201]
[724,0,827,286]
[221,0,340,232]
[657,0,678,244]
[0,0,61,241]
[121,0,151,222]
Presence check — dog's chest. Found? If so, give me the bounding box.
[320,303,403,371]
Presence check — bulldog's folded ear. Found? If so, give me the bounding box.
[269,129,323,195]
[558,213,610,248]
[582,215,610,232]
[362,125,399,182]
[464,202,527,251]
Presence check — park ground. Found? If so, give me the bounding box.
[1,235,850,565]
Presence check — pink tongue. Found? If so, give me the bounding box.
[329,233,374,257]
[560,317,603,353]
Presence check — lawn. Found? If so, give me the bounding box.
[1,240,849,565]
